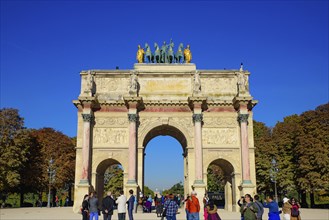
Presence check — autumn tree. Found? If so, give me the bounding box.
[0,108,26,195]
[32,128,76,192]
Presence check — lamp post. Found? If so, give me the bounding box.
[270,158,278,203]
[47,158,55,208]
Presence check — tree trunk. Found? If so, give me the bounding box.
[20,192,24,207]
[68,184,72,202]
[310,191,315,208]
[300,191,308,208]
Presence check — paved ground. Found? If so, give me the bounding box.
[0,207,328,220]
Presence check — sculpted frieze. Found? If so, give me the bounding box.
[93,128,128,145]
[138,117,161,135]
[169,117,193,137]
[203,117,238,127]
[94,78,129,93]
[202,128,238,145]
[202,78,236,95]
[95,117,128,127]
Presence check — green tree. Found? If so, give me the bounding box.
[272,115,301,196]
[253,120,275,194]
[15,129,42,205]
[143,186,154,196]
[207,164,225,192]
[104,165,123,197]
[163,182,184,195]
[296,103,329,207]
[0,108,26,195]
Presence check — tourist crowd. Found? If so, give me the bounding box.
[80,190,301,220]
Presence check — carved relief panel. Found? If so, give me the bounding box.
[202,128,238,146]
[202,78,237,96]
[94,77,129,99]
[93,128,128,146]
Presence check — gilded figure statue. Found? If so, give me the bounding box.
[136,45,145,63]
[184,44,192,63]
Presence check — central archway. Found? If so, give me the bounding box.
[139,124,189,198]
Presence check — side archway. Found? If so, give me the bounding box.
[95,158,124,202]
[207,158,235,211]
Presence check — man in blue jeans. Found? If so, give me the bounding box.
[127,190,135,220]
[89,191,99,220]
[186,191,200,220]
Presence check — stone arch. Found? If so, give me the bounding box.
[94,158,124,202]
[206,157,237,211]
[138,120,192,149]
[138,121,191,196]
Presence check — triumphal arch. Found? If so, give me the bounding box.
[73,47,258,212]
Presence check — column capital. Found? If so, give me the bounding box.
[192,113,203,123]
[123,96,144,111]
[238,114,249,123]
[188,96,207,112]
[233,96,258,111]
[82,113,93,122]
[128,113,138,122]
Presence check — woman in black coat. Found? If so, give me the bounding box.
[81,194,89,220]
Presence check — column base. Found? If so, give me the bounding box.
[79,179,89,184]
[125,181,138,198]
[240,180,256,196]
[73,182,90,213]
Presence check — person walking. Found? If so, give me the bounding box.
[237,196,245,220]
[162,194,179,220]
[281,197,292,220]
[290,198,301,220]
[263,195,280,220]
[240,194,258,220]
[253,195,264,220]
[89,192,99,220]
[127,190,135,220]
[184,194,191,220]
[133,194,137,214]
[81,194,89,220]
[203,193,209,220]
[102,191,115,220]
[116,190,127,220]
[186,191,200,220]
[205,199,221,220]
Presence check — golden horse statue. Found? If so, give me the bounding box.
[136,45,145,63]
[184,44,192,63]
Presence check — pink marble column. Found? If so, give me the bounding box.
[193,113,204,184]
[81,113,92,184]
[238,113,251,183]
[127,113,137,184]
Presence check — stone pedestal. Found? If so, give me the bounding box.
[73,183,90,213]
[225,182,233,211]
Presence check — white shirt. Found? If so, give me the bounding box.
[116,195,127,213]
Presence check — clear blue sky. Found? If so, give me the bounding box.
[1,0,328,190]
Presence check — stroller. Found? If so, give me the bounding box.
[156,204,164,217]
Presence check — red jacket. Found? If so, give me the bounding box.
[187,196,200,213]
